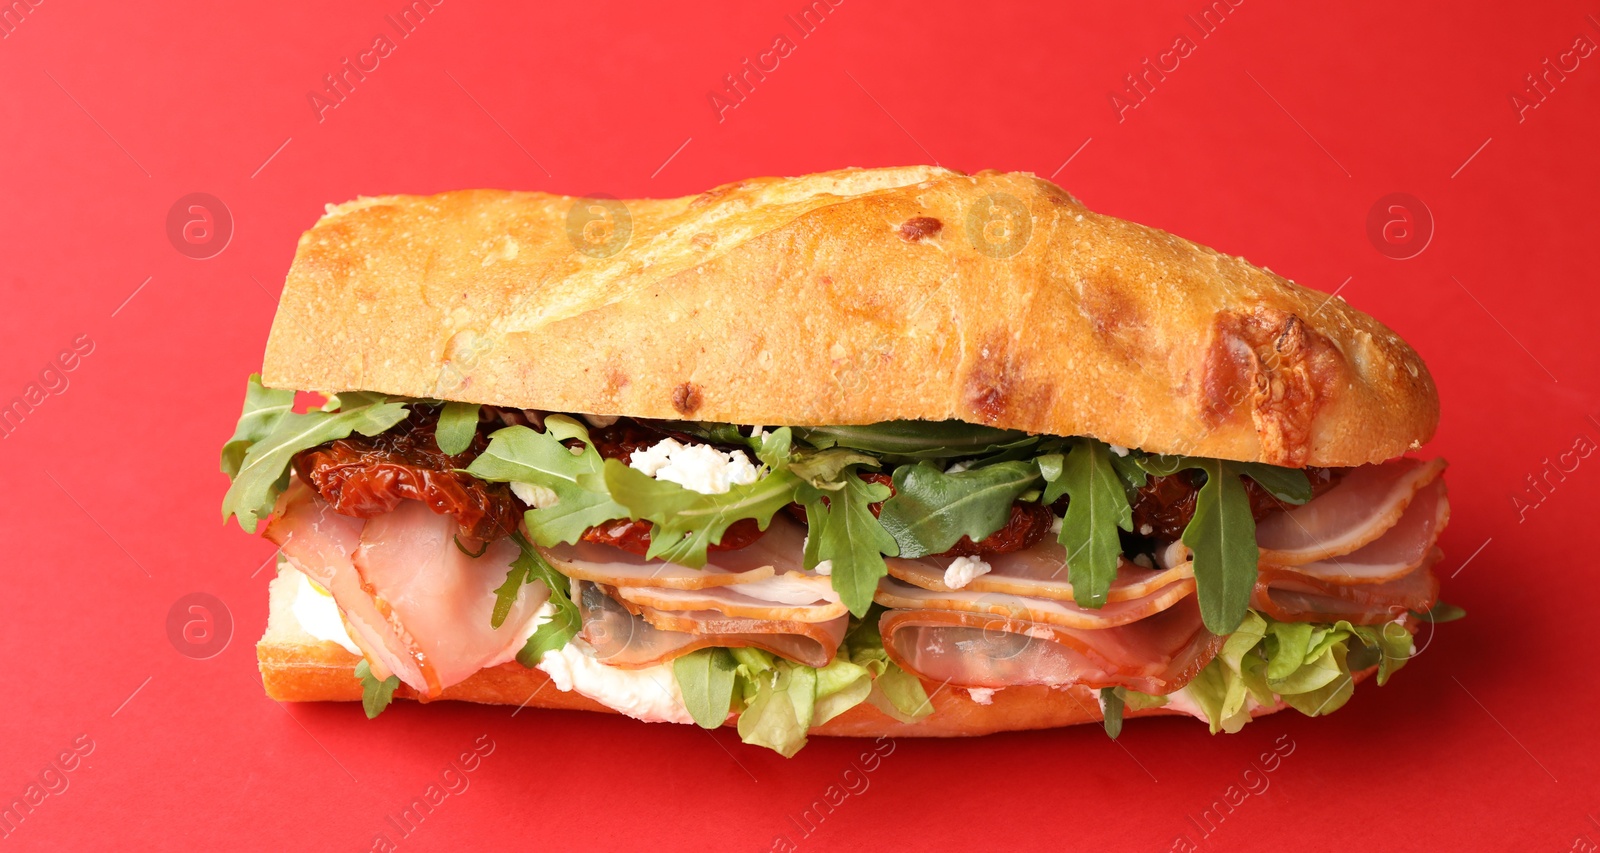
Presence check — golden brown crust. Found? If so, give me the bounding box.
[258,572,1319,736]
[262,166,1437,467]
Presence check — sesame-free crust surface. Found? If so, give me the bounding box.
[262,166,1437,467]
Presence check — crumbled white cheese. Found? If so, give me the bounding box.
[1108,445,1130,457]
[966,687,997,705]
[628,437,763,494]
[944,460,972,474]
[1132,553,1154,570]
[582,414,619,428]
[511,481,560,509]
[537,640,695,724]
[1139,523,1154,536]
[1050,515,1063,535]
[290,569,361,655]
[944,555,992,589]
[814,559,833,576]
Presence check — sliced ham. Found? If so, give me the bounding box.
[577,581,847,669]
[873,576,1196,631]
[612,575,845,623]
[1253,549,1442,625]
[540,515,811,590]
[1255,457,1446,565]
[265,480,549,698]
[880,597,1220,694]
[887,536,1194,603]
[1267,476,1449,584]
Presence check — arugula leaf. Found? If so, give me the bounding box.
[600,460,801,567]
[1185,459,1259,635]
[434,401,480,455]
[794,420,1038,460]
[1124,456,1310,634]
[1101,687,1125,739]
[220,374,294,478]
[1046,440,1133,608]
[788,448,881,488]
[877,461,1040,558]
[355,659,400,719]
[798,473,897,618]
[466,417,628,546]
[221,396,410,533]
[511,533,582,666]
[1234,462,1313,504]
[673,648,739,729]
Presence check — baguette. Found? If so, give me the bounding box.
[262,166,1437,468]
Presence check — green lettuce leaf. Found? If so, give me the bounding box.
[433,401,480,455]
[877,460,1041,558]
[673,648,739,729]
[1418,600,1466,623]
[798,473,898,618]
[466,416,629,547]
[1101,687,1125,739]
[355,659,400,719]
[220,374,294,478]
[811,657,873,725]
[843,608,932,721]
[221,394,410,533]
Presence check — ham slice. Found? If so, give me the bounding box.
[265,480,549,697]
[1266,476,1449,584]
[873,576,1196,630]
[612,576,845,623]
[577,581,848,669]
[541,515,810,590]
[1253,549,1442,625]
[1255,457,1446,565]
[887,536,1194,602]
[880,597,1220,694]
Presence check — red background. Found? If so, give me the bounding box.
[3,1,1598,850]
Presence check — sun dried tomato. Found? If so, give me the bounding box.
[579,517,767,556]
[1085,465,1344,541]
[292,405,522,541]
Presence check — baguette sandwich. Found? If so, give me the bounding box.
[223,166,1457,755]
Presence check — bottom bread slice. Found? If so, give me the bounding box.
[258,568,1334,738]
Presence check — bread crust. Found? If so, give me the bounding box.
[258,571,1327,737]
[262,166,1437,467]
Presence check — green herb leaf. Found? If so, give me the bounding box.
[511,533,582,666]
[735,661,818,758]
[221,396,410,533]
[842,608,932,721]
[794,420,1038,460]
[600,460,801,567]
[466,417,629,546]
[1101,687,1125,739]
[877,461,1041,558]
[1235,462,1313,504]
[799,473,898,618]
[1185,459,1259,635]
[673,648,739,729]
[1049,440,1133,608]
[355,659,400,719]
[220,374,295,478]
[434,401,480,455]
[1418,600,1466,623]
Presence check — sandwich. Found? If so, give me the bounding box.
[223,165,1458,756]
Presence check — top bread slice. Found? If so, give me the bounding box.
[261,166,1437,467]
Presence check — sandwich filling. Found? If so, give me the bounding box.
[223,376,1458,755]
